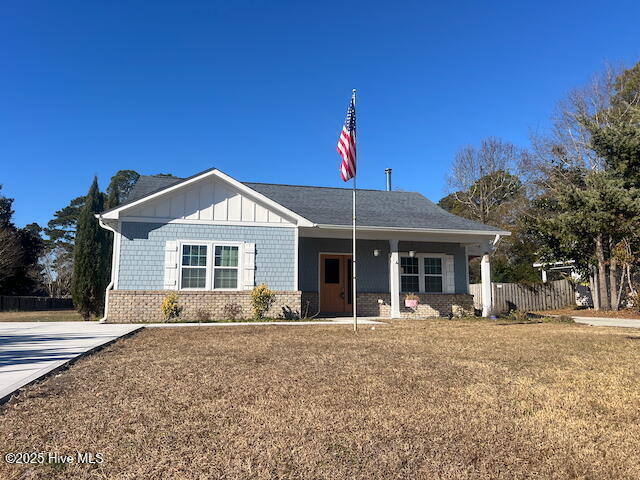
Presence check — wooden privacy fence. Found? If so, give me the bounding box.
[0,296,73,312]
[469,279,576,313]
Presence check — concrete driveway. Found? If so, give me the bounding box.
[0,322,141,402]
[572,316,640,329]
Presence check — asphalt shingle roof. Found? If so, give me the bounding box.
[125,175,183,202]
[245,182,501,232]
[122,174,501,233]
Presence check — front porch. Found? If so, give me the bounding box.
[301,291,475,319]
[298,230,497,319]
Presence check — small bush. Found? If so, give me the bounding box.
[194,308,211,322]
[251,284,276,319]
[161,293,183,321]
[509,310,530,322]
[280,306,300,320]
[222,302,244,320]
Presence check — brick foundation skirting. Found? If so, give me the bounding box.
[300,291,474,318]
[107,290,302,323]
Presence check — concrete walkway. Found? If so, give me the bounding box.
[0,322,141,402]
[572,316,640,329]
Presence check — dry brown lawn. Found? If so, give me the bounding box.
[1,319,639,479]
[0,310,84,322]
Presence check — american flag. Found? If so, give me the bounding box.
[337,93,356,182]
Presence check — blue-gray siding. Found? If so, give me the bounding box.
[118,222,296,291]
[299,238,468,294]
[398,241,468,294]
[298,238,390,293]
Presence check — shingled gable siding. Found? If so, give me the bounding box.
[118,222,296,291]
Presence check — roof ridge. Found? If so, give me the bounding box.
[137,176,413,194]
[243,181,419,194]
[140,174,184,179]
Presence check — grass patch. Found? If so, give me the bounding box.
[0,310,84,322]
[453,313,574,325]
[1,319,639,479]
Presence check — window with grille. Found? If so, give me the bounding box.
[399,255,445,293]
[178,242,242,290]
[423,257,443,293]
[181,244,208,289]
[213,245,239,289]
[400,256,419,292]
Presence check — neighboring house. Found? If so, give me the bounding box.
[533,260,593,307]
[98,168,508,322]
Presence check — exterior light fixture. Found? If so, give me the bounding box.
[409,250,416,258]
[373,249,380,257]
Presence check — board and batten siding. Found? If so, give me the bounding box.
[118,222,296,291]
[124,176,291,224]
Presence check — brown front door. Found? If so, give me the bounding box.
[320,254,353,313]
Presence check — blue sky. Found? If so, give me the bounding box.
[1,1,639,228]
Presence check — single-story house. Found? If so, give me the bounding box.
[98,168,508,322]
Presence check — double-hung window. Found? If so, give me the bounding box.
[213,245,239,289]
[179,242,241,290]
[400,254,445,293]
[423,257,443,293]
[400,256,419,292]
[181,245,208,289]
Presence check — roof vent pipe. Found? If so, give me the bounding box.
[385,168,392,191]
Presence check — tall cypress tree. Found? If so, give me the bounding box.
[72,177,109,319]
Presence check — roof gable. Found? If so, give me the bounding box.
[100,169,313,226]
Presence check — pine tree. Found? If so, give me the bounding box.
[105,170,139,209]
[71,177,109,319]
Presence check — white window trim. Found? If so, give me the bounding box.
[400,256,420,293]
[177,240,244,291]
[212,244,242,291]
[179,242,210,291]
[399,253,447,293]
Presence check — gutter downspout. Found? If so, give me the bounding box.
[98,216,117,323]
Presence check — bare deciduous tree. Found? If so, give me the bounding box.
[447,137,523,225]
[526,64,640,184]
[39,246,73,297]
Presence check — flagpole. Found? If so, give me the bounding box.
[352,89,357,333]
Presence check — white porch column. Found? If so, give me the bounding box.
[481,254,492,317]
[541,269,548,283]
[389,239,401,318]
